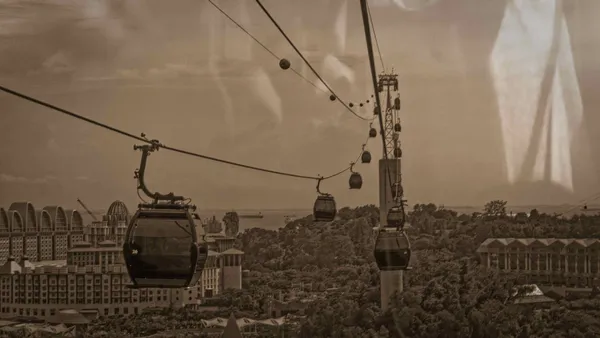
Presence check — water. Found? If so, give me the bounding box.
[196,209,312,232]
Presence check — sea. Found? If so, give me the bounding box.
[84,205,599,232]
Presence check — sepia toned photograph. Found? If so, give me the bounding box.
[0,0,599,337]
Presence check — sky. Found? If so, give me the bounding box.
[1,0,599,211]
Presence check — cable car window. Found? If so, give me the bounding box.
[314,198,335,211]
[130,215,194,279]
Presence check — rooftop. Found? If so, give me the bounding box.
[477,238,600,252]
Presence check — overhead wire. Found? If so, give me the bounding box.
[207,0,326,95]
[367,0,385,71]
[0,84,369,182]
[254,0,373,122]
[558,192,600,217]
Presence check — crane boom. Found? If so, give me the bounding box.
[76,198,98,221]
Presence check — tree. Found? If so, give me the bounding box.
[483,200,508,219]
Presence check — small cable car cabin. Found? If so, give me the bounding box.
[349,172,363,189]
[369,128,377,138]
[387,206,406,229]
[313,195,337,222]
[123,205,208,289]
[361,150,372,164]
[373,227,411,271]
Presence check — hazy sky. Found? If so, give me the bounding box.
[1,0,599,211]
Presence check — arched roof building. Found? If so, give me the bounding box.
[42,206,68,231]
[35,210,52,232]
[0,202,87,263]
[68,210,84,231]
[7,211,23,232]
[9,202,36,232]
[0,209,9,233]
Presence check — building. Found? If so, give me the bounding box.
[0,200,244,321]
[477,238,600,288]
[0,202,85,264]
[205,233,244,292]
[86,201,128,247]
[200,314,296,338]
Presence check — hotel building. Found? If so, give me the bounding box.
[477,238,600,288]
[0,200,243,320]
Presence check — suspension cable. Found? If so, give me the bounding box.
[0,84,368,182]
[254,0,372,121]
[367,0,385,71]
[207,0,326,95]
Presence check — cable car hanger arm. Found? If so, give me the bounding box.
[134,138,185,203]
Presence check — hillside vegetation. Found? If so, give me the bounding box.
[83,201,600,337]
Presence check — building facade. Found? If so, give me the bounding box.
[477,238,600,288]
[0,202,85,264]
[0,201,243,320]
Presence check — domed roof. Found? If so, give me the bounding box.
[107,200,129,217]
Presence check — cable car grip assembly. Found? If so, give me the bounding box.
[133,134,195,211]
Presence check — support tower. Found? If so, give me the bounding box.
[359,0,410,313]
[377,73,406,312]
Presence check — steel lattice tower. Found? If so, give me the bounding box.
[377,73,400,159]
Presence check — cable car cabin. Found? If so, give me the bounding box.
[361,151,372,164]
[313,195,337,222]
[394,147,402,158]
[394,123,401,132]
[374,227,411,271]
[123,208,208,289]
[391,182,403,200]
[369,128,377,138]
[387,206,406,229]
[349,172,363,189]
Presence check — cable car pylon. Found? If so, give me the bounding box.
[359,0,411,313]
[123,134,208,289]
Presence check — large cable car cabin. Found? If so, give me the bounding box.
[124,204,208,289]
[124,139,208,289]
[374,227,411,271]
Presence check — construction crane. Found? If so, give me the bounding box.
[76,198,97,221]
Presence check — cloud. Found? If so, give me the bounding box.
[75,176,89,181]
[0,173,57,184]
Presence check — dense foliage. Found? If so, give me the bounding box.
[85,201,600,337]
